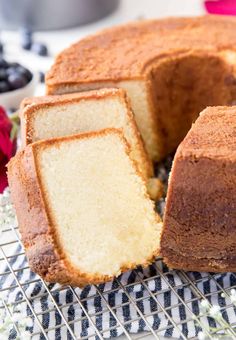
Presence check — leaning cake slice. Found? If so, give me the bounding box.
[8,129,161,287]
[20,88,153,180]
[161,106,236,272]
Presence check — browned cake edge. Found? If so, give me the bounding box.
[45,16,236,94]
[162,249,236,273]
[20,88,125,109]
[20,88,153,179]
[7,129,159,287]
[160,106,236,272]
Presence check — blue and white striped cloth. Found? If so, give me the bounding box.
[1,220,236,339]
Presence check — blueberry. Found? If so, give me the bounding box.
[8,107,17,114]
[20,27,32,38]
[22,40,32,50]
[0,42,4,55]
[9,62,20,68]
[0,80,11,93]
[0,68,7,80]
[31,42,48,56]
[6,66,18,77]
[20,27,33,50]
[0,58,8,69]
[8,73,27,90]
[39,71,45,83]
[16,65,32,81]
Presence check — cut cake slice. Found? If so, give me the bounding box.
[8,129,161,287]
[20,88,153,180]
[161,106,236,272]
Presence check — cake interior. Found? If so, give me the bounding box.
[27,95,150,178]
[151,53,236,157]
[29,97,129,142]
[36,132,161,277]
[54,53,236,161]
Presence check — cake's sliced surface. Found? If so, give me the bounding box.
[8,129,161,286]
[20,89,153,179]
[161,106,236,272]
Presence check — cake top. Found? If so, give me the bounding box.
[21,88,125,111]
[46,16,236,90]
[178,106,236,160]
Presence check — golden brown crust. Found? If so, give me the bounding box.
[20,88,126,109]
[160,106,236,272]
[162,251,236,273]
[45,16,236,162]
[20,88,153,178]
[20,88,127,146]
[178,106,236,160]
[8,129,159,287]
[46,16,236,93]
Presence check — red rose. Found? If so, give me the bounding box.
[0,106,17,193]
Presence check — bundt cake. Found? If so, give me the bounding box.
[7,129,161,287]
[161,106,236,272]
[46,16,236,161]
[7,16,236,283]
[20,88,153,179]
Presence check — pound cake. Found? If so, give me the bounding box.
[20,88,153,179]
[46,16,236,161]
[7,129,161,287]
[161,106,236,272]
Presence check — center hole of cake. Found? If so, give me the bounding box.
[151,54,236,156]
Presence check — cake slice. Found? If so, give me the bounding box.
[161,106,236,272]
[20,88,153,180]
[8,129,161,287]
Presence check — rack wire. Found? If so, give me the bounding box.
[1,159,236,339]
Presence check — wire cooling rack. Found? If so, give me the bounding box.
[1,158,236,340]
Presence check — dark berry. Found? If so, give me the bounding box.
[8,108,17,114]
[19,28,33,50]
[9,62,20,68]
[6,66,16,77]
[8,73,27,90]
[0,58,8,69]
[0,57,32,92]
[16,65,32,81]
[20,27,33,38]
[21,36,32,50]
[0,42,4,55]
[39,71,45,83]
[31,42,48,56]
[0,80,11,93]
[22,40,31,50]
[0,68,7,80]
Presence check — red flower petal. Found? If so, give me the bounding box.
[0,156,9,193]
[0,106,17,192]
[0,131,15,160]
[0,106,12,133]
[0,106,16,161]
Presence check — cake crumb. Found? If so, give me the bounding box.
[147,178,164,201]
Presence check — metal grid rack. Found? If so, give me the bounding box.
[1,160,236,339]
